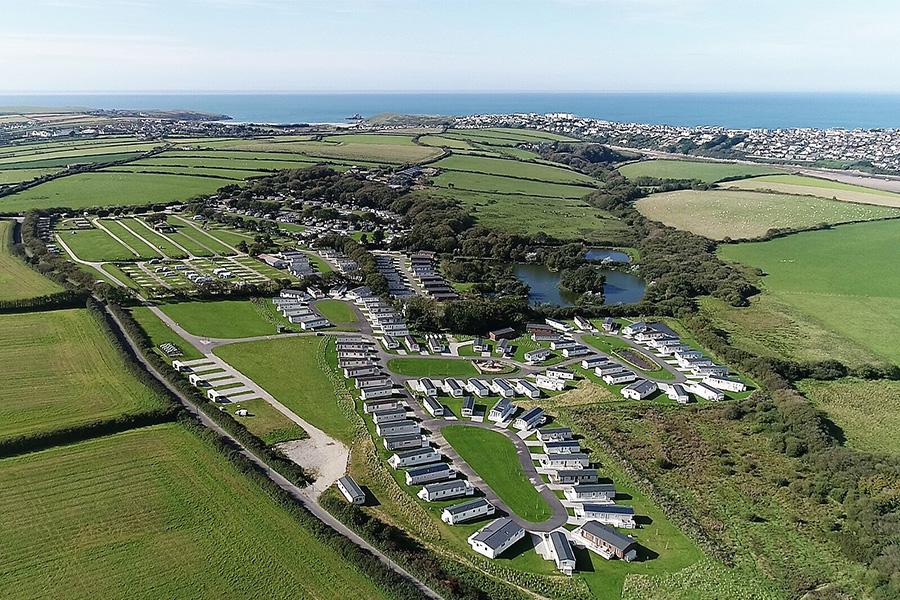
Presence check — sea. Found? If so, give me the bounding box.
[2,92,899,129]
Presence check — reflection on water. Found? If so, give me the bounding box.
[514,264,645,307]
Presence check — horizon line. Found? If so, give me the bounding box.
[3,90,900,96]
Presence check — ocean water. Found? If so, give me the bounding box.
[1,93,899,129]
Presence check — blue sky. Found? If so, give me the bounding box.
[2,0,898,92]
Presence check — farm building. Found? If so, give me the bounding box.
[405,463,455,485]
[574,504,636,528]
[574,521,638,561]
[423,395,444,417]
[620,379,658,400]
[417,479,475,502]
[488,398,517,422]
[541,453,589,469]
[514,406,545,430]
[565,483,617,502]
[389,447,441,469]
[441,498,495,525]
[336,475,365,505]
[384,433,428,451]
[461,397,475,417]
[468,518,525,559]
[537,427,572,442]
[551,469,598,485]
[545,531,576,575]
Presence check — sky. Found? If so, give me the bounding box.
[1,0,899,93]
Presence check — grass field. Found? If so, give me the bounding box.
[315,299,357,324]
[0,220,63,301]
[216,136,440,164]
[442,425,552,522]
[159,299,280,339]
[582,335,675,381]
[214,337,356,442]
[797,378,900,456]
[721,174,900,208]
[224,398,308,444]
[1,171,229,211]
[719,220,900,365]
[619,159,781,183]
[0,167,60,184]
[0,309,165,442]
[431,170,594,199]
[386,357,478,377]
[96,219,162,259]
[0,424,393,599]
[129,306,204,360]
[636,189,900,239]
[433,154,597,185]
[56,228,137,261]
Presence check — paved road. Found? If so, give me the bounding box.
[103,303,443,600]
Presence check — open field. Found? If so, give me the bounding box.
[159,299,281,339]
[442,425,552,522]
[433,154,597,185]
[0,309,165,442]
[315,299,357,324]
[215,337,356,443]
[56,227,138,261]
[129,306,204,360]
[0,220,63,301]
[797,378,900,456]
[386,357,478,377]
[0,424,392,599]
[214,136,441,164]
[0,167,60,184]
[96,219,162,259]
[619,159,781,183]
[166,216,235,255]
[636,189,900,240]
[431,170,594,199]
[721,174,900,208]
[224,398,308,444]
[1,171,229,211]
[719,220,900,365]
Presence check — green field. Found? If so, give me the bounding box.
[0,424,393,599]
[167,215,238,254]
[214,337,356,442]
[636,189,900,240]
[719,220,900,365]
[56,227,137,261]
[619,159,781,183]
[431,170,594,199]
[0,167,60,184]
[0,220,63,301]
[386,357,478,377]
[433,154,597,185]
[96,219,162,259]
[159,299,280,339]
[129,306,204,360]
[798,378,900,456]
[442,425,552,522]
[1,171,229,211]
[0,309,165,442]
[721,174,900,208]
[215,136,441,164]
[225,398,308,444]
[315,299,357,324]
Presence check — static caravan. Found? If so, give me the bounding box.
[441,498,495,525]
[574,521,638,562]
[574,504,636,529]
[376,419,419,437]
[468,518,525,559]
[562,345,590,358]
[389,447,440,469]
[543,440,581,455]
[383,433,428,451]
[659,382,691,404]
[423,395,444,417]
[688,382,725,401]
[702,376,747,393]
[488,398,517,423]
[490,379,516,398]
[360,385,394,400]
[523,348,552,364]
[443,378,465,398]
[602,370,637,385]
[536,427,572,442]
[372,407,408,425]
[405,462,455,485]
[514,379,541,400]
[363,398,402,414]
[581,356,609,369]
[546,367,575,381]
[461,397,475,418]
[620,379,658,400]
[337,475,365,505]
[355,374,392,390]
[565,483,616,502]
[545,318,572,332]
[540,453,589,469]
[417,479,475,502]
[514,407,545,430]
[344,365,380,379]
[417,378,438,397]
[550,339,577,351]
[535,374,567,392]
[546,530,576,575]
[594,363,625,376]
[467,379,491,397]
[472,337,489,352]
[550,469,598,485]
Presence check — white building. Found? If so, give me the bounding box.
[337,475,365,504]
[418,479,475,502]
[441,498,495,525]
[468,518,525,559]
[574,504,636,529]
[620,379,658,400]
[702,376,747,393]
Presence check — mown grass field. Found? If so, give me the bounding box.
[636,189,900,239]
[0,167,61,184]
[129,306,204,360]
[315,299,357,324]
[159,299,280,339]
[0,220,63,301]
[225,398,308,444]
[56,227,138,261]
[797,378,900,456]
[1,171,229,211]
[214,136,440,164]
[215,336,356,443]
[719,220,900,365]
[721,174,900,208]
[0,424,393,599]
[442,425,552,522]
[433,154,597,185]
[618,159,781,183]
[0,309,165,442]
[431,170,594,199]
[386,357,478,377]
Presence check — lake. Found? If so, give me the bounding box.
[514,264,645,307]
[584,248,632,264]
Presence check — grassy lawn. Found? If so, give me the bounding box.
[582,334,675,381]
[2,171,230,211]
[129,306,204,360]
[315,299,357,324]
[98,219,163,259]
[224,398,308,445]
[442,425,552,522]
[722,174,900,208]
[431,170,594,199]
[0,220,63,301]
[57,227,136,261]
[618,159,781,183]
[636,189,900,240]
[214,336,356,443]
[0,309,166,443]
[432,154,597,185]
[167,215,238,254]
[797,378,900,456]
[0,424,393,599]
[158,299,280,339]
[386,357,478,377]
[719,220,900,365]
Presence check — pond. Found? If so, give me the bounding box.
[584,248,632,264]
[514,264,646,307]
